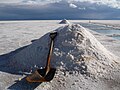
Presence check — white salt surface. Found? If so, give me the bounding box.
[0,20,62,55]
[9,24,118,71]
[59,19,70,24]
[0,20,120,90]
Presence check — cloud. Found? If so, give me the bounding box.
[0,0,120,9]
[0,1,120,20]
[22,0,59,4]
[78,7,86,10]
[0,0,23,3]
[69,3,77,8]
[23,0,37,4]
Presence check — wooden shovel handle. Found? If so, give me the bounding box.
[45,32,57,75]
[45,40,54,75]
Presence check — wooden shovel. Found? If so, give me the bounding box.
[26,31,57,82]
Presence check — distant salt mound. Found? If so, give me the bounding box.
[59,19,70,24]
[9,24,119,76]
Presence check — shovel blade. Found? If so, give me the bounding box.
[44,68,56,81]
[26,68,56,83]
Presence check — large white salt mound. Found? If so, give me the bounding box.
[59,19,70,24]
[8,24,119,75]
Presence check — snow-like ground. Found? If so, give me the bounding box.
[71,20,120,26]
[0,20,65,90]
[0,20,120,90]
[0,20,63,55]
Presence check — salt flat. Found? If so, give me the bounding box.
[70,20,120,25]
[0,20,120,90]
[0,20,62,54]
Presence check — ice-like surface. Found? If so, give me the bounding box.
[0,20,63,54]
[59,19,70,24]
[75,22,120,40]
[8,24,118,72]
[0,20,120,90]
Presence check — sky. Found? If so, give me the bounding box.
[0,0,120,20]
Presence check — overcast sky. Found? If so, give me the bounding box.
[0,0,120,20]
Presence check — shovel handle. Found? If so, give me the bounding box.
[45,32,57,75]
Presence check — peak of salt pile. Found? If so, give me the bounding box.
[59,19,70,24]
[9,24,118,76]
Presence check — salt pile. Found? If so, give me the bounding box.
[8,24,119,75]
[59,19,70,24]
